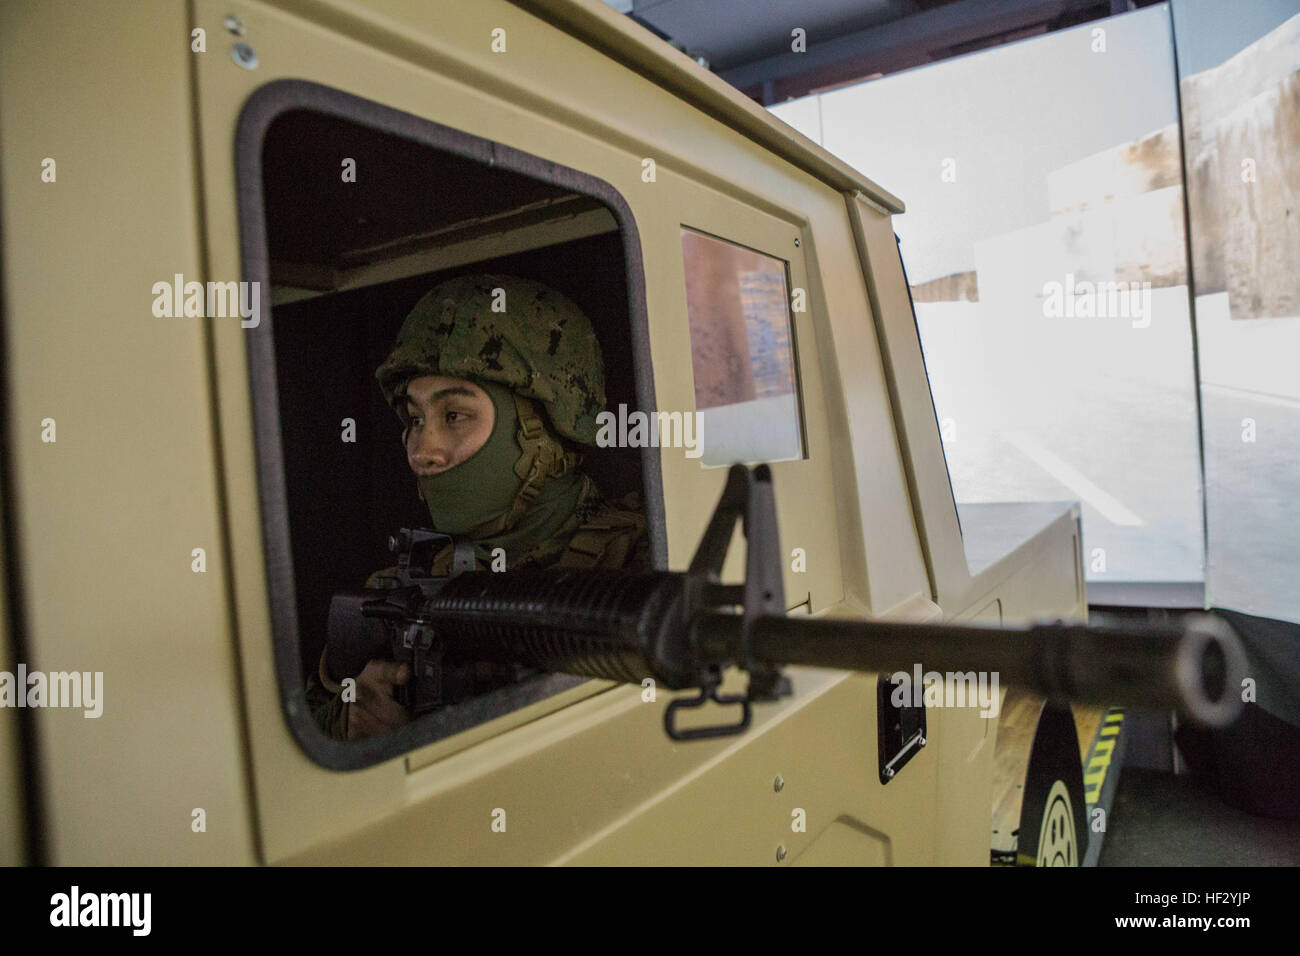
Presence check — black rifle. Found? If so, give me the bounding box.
[326,464,1247,740]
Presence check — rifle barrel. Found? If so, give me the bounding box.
[695,611,1246,727]
[404,568,1247,728]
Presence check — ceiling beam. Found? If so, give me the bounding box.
[719,0,1102,94]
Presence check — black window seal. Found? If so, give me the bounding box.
[234,78,664,772]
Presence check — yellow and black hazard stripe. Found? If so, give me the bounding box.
[1084,708,1124,805]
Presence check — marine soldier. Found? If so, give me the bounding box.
[307,273,649,741]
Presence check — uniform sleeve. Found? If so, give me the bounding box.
[306,654,349,741]
[304,566,401,741]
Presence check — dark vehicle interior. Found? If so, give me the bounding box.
[258,108,647,708]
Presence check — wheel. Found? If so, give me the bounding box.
[1033,779,1079,866]
[1017,703,1088,867]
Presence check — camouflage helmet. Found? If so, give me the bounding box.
[376,273,606,444]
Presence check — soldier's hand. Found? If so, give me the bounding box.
[345,660,411,740]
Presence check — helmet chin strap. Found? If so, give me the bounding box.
[466,392,582,539]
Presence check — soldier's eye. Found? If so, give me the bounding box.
[445,410,466,425]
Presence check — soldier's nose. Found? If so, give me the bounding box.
[409,437,451,474]
[410,450,450,475]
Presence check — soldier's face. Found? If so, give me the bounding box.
[401,375,496,476]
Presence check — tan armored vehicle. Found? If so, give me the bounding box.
[0,0,1242,866]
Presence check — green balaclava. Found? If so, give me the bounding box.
[413,379,523,535]
[413,377,581,530]
[404,378,589,566]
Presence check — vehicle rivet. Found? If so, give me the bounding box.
[232,42,258,70]
[917,736,927,747]
[224,14,246,36]
[773,775,784,792]
[776,845,787,862]
[793,237,801,247]
[885,767,895,778]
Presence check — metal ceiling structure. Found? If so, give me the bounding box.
[604,0,1163,104]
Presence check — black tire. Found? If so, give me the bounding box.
[1017,703,1089,867]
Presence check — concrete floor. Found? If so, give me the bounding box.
[1099,767,1300,866]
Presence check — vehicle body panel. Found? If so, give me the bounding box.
[0,0,1085,865]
